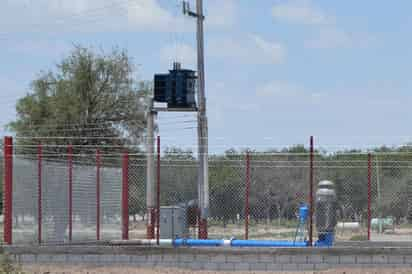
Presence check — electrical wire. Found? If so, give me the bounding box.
[12,119,146,130]
[0,0,137,40]
[14,136,131,140]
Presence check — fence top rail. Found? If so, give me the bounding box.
[6,147,412,156]
[9,154,412,164]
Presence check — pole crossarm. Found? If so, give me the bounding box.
[183,1,205,19]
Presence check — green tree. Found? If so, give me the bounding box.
[7,46,150,223]
[8,46,150,155]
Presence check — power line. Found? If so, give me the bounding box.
[13,127,137,135]
[0,0,137,39]
[11,119,146,130]
[15,136,131,140]
[159,120,197,126]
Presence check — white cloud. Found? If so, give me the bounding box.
[271,1,373,50]
[256,81,323,104]
[305,28,374,49]
[0,0,237,35]
[208,35,286,64]
[255,80,411,115]
[257,81,302,98]
[5,39,71,58]
[160,43,197,69]
[252,35,285,64]
[272,0,333,25]
[126,0,178,31]
[206,0,237,29]
[0,0,185,34]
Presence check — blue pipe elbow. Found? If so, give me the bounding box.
[315,232,334,247]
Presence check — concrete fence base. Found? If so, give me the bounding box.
[5,245,412,271]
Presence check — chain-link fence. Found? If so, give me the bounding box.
[314,154,370,242]
[4,138,412,245]
[249,154,309,241]
[369,154,412,241]
[7,145,129,244]
[128,156,147,240]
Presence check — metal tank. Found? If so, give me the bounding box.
[315,180,338,246]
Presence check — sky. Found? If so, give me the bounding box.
[1,0,412,153]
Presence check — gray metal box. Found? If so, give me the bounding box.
[160,206,189,239]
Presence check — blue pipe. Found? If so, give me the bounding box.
[169,204,333,248]
[231,240,308,247]
[173,239,224,247]
[172,239,309,248]
[299,204,309,224]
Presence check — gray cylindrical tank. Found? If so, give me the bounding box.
[315,180,338,234]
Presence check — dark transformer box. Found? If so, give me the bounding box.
[154,63,197,109]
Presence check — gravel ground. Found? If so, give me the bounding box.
[20,265,412,274]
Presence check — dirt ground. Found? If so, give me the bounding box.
[20,265,412,274]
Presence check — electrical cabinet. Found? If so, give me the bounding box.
[159,206,189,239]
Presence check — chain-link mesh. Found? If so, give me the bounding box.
[369,155,412,241]
[209,157,245,239]
[100,156,122,241]
[8,147,412,244]
[249,154,309,241]
[12,157,38,244]
[11,152,126,244]
[314,154,369,242]
[128,156,146,239]
[159,159,198,238]
[160,159,198,207]
[72,155,97,242]
[42,160,69,243]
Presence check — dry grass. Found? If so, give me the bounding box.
[20,265,412,274]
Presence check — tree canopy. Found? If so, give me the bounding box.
[8,46,150,154]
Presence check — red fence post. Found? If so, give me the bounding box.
[96,150,101,241]
[309,136,314,246]
[38,143,42,244]
[198,218,208,239]
[156,136,161,245]
[68,145,73,242]
[146,207,155,239]
[3,137,13,245]
[367,153,372,241]
[245,152,251,240]
[122,151,129,240]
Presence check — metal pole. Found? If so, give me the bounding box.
[367,153,372,241]
[376,154,382,233]
[156,136,161,245]
[309,136,314,246]
[122,151,129,240]
[68,145,73,242]
[245,152,251,240]
[146,109,156,239]
[38,143,42,244]
[182,0,208,239]
[96,150,101,241]
[195,0,209,240]
[3,137,13,245]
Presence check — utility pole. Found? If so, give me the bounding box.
[183,0,209,239]
[146,101,156,239]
